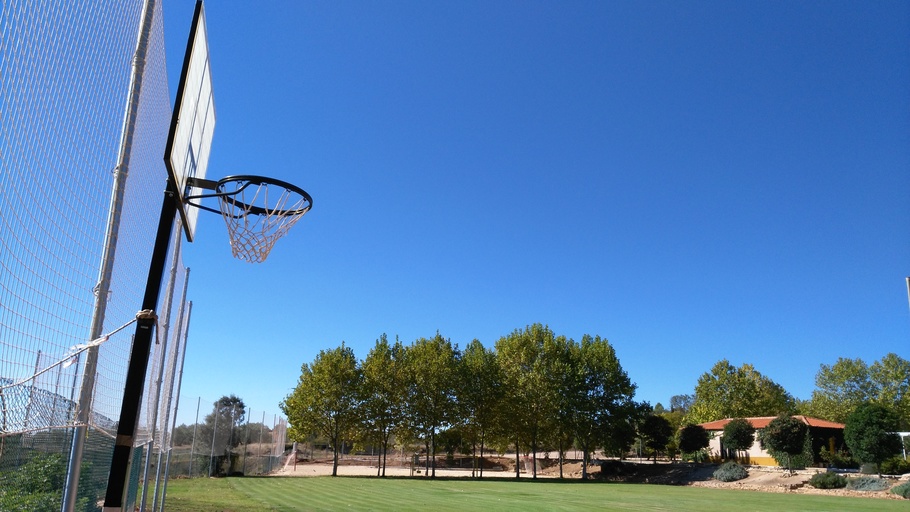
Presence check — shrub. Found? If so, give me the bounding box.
[844,403,902,468]
[880,457,910,475]
[846,476,890,492]
[892,482,910,499]
[859,463,878,475]
[713,461,748,482]
[761,416,808,472]
[808,471,847,489]
[599,459,635,477]
[722,419,755,456]
[677,424,710,455]
[819,447,858,469]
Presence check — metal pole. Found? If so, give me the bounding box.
[151,270,191,512]
[138,226,182,512]
[257,412,265,475]
[158,301,193,511]
[240,408,251,475]
[64,0,156,504]
[189,396,200,476]
[102,181,179,511]
[209,404,218,477]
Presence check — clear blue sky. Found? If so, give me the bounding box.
[165,0,909,422]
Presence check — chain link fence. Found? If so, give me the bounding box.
[163,397,288,478]
[0,1,193,510]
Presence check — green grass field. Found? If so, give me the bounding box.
[162,476,906,511]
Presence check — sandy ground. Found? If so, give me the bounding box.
[273,453,908,501]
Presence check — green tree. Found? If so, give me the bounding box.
[686,360,796,424]
[570,334,638,478]
[761,415,807,474]
[721,418,755,461]
[402,333,459,478]
[677,424,710,457]
[360,334,407,476]
[459,339,503,477]
[281,343,362,476]
[639,414,674,462]
[542,334,579,478]
[804,357,873,424]
[869,353,910,429]
[844,403,903,472]
[495,324,559,479]
[670,394,694,413]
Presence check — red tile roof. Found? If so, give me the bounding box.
[698,415,844,431]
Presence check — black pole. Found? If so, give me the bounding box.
[103,181,179,511]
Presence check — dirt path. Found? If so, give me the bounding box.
[274,457,907,501]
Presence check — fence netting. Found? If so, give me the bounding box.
[0,0,198,510]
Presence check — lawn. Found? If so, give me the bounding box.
[162,476,907,511]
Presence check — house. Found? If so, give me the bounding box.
[698,416,845,467]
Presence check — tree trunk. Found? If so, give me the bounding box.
[332,444,339,476]
[479,433,485,478]
[581,448,588,480]
[515,443,520,478]
[430,431,437,478]
[531,437,537,479]
[558,439,564,479]
[381,436,388,477]
[471,441,477,478]
[425,440,431,476]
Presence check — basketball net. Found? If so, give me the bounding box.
[216,178,311,263]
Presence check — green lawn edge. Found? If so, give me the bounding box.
[162,476,907,512]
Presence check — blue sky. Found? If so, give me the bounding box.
[165,0,909,422]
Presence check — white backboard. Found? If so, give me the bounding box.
[164,0,215,242]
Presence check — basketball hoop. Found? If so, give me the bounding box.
[185,175,312,263]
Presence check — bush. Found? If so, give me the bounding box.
[880,457,910,475]
[892,482,910,499]
[599,459,635,477]
[859,463,878,475]
[677,424,710,454]
[819,447,858,469]
[713,461,748,482]
[808,471,847,489]
[846,476,890,492]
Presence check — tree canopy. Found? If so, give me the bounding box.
[843,403,903,468]
[761,415,807,473]
[686,360,796,424]
[803,353,910,429]
[280,343,362,476]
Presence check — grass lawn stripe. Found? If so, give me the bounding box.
[164,476,907,512]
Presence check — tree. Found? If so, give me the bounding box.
[542,334,579,478]
[670,394,693,414]
[199,394,247,473]
[721,418,755,461]
[804,353,910,428]
[803,357,873,424]
[495,324,559,479]
[761,415,807,474]
[686,360,796,424]
[639,414,674,462]
[360,334,406,476]
[459,339,503,478]
[281,343,362,476]
[570,334,638,478]
[402,333,459,478]
[869,353,910,429]
[844,403,902,472]
[677,424,710,457]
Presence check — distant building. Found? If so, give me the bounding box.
[698,416,845,467]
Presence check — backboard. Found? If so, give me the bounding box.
[164,0,215,242]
